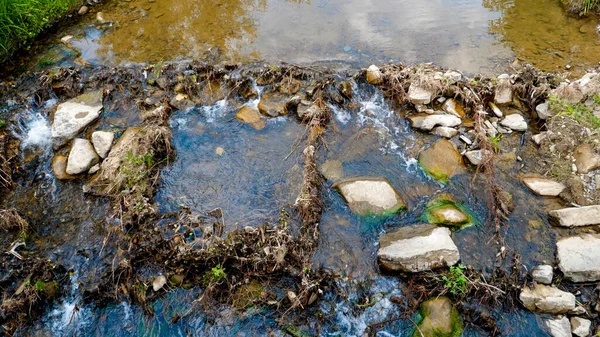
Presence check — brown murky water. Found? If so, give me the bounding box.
[50,0,597,75]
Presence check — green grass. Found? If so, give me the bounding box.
[565,0,600,14]
[0,0,79,62]
[549,95,600,129]
[442,264,468,297]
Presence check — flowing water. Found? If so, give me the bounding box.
[2,0,599,335]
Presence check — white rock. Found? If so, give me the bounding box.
[366,65,383,85]
[500,114,527,131]
[532,133,547,145]
[441,98,463,117]
[557,234,600,282]
[459,135,472,145]
[66,138,100,175]
[537,316,571,337]
[464,150,491,165]
[408,84,434,105]
[531,265,553,285]
[432,126,458,138]
[91,131,114,159]
[377,224,459,272]
[152,275,167,291]
[536,102,552,120]
[334,177,406,216]
[60,35,74,44]
[522,177,566,197]
[420,114,461,131]
[519,284,575,314]
[443,71,462,82]
[52,91,103,149]
[549,205,600,227]
[570,317,591,337]
[488,102,503,117]
[495,74,513,104]
[88,163,100,174]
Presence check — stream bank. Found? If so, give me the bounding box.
[1,59,600,336]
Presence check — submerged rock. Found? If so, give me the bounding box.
[522,177,566,197]
[51,90,103,149]
[377,224,460,272]
[52,154,76,180]
[573,143,600,174]
[320,160,344,182]
[424,195,471,228]
[334,177,406,216]
[366,65,383,85]
[520,284,575,314]
[236,106,266,130]
[258,91,288,117]
[500,114,527,131]
[549,205,600,227]
[408,84,434,105]
[414,297,463,337]
[537,316,571,337]
[556,234,600,282]
[418,139,465,183]
[66,138,100,175]
[91,131,114,159]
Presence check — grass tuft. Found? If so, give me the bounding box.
[0,0,79,62]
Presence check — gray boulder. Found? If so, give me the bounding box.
[91,131,114,159]
[377,224,460,272]
[520,284,575,314]
[531,265,553,285]
[51,91,103,149]
[66,138,100,175]
[557,234,600,282]
[334,177,406,216]
[549,205,600,227]
[537,316,571,337]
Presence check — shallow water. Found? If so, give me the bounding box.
[8,0,598,76]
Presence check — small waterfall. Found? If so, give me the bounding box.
[14,111,52,151]
[351,84,417,171]
[45,271,93,336]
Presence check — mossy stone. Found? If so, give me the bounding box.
[413,296,463,337]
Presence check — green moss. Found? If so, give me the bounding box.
[232,280,264,309]
[413,297,464,337]
[422,199,475,229]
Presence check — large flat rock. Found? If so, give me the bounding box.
[556,234,600,282]
[549,205,600,227]
[519,284,575,314]
[522,177,565,197]
[333,177,406,216]
[377,224,460,272]
[51,91,103,149]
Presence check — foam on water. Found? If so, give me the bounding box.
[320,277,404,336]
[200,99,228,123]
[46,271,93,336]
[352,86,416,168]
[15,112,52,150]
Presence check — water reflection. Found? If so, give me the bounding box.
[484,0,600,73]
[89,0,512,74]
[98,0,266,63]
